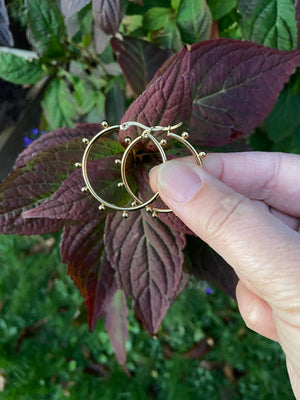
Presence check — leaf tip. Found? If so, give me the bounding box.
[86,295,97,332]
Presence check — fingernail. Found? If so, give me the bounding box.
[157,161,202,204]
[149,165,159,179]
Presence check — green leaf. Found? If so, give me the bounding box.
[218,9,242,39]
[73,79,95,113]
[0,52,44,84]
[207,0,237,20]
[157,19,183,52]
[143,7,171,31]
[293,125,300,151]
[105,79,125,125]
[86,93,106,123]
[271,135,296,152]
[171,0,181,12]
[177,0,212,43]
[27,0,67,58]
[68,75,100,115]
[266,71,300,141]
[42,78,77,130]
[238,0,298,50]
[249,129,273,151]
[121,14,143,33]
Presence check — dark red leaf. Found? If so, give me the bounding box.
[61,219,118,331]
[0,138,88,235]
[93,0,121,35]
[61,219,105,292]
[104,289,129,366]
[1,132,123,234]
[187,236,239,299]
[120,39,300,149]
[88,253,118,331]
[111,36,172,96]
[104,210,186,334]
[14,123,100,169]
[23,156,129,222]
[120,47,192,149]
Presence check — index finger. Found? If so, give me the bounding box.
[200,152,300,217]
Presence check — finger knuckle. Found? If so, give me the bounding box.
[202,195,248,243]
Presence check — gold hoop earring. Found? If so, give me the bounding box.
[78,121,168,218]
[119,124,206,216]
[76,121,206,218]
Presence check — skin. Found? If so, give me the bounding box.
[149,152,300,399]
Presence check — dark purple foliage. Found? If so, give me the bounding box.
[111,36,172,96]
[93,0,121,35]
[23,157,126,222]
[120,39,300,149]
[15,123,100,169]
[1,36,299,362]
[104,210,186,334]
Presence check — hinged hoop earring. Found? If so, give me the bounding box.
[76,121,207,218]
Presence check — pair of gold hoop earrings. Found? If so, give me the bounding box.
[75,121,206,218]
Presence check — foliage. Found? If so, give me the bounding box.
[0,0,14,46]
[0,0,300,367]
[0,235,294,399]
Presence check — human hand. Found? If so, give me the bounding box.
[149,152,300,399]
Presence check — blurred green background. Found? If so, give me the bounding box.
[0,234,293,399]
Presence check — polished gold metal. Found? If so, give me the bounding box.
[79,120,206,216]
[120,127,168,212]
[120,123,205,214]
[80,121,167,213]
[122,211,129,218]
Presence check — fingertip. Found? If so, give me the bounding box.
[149,165,160,193]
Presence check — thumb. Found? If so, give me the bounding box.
[149,160,300,305]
